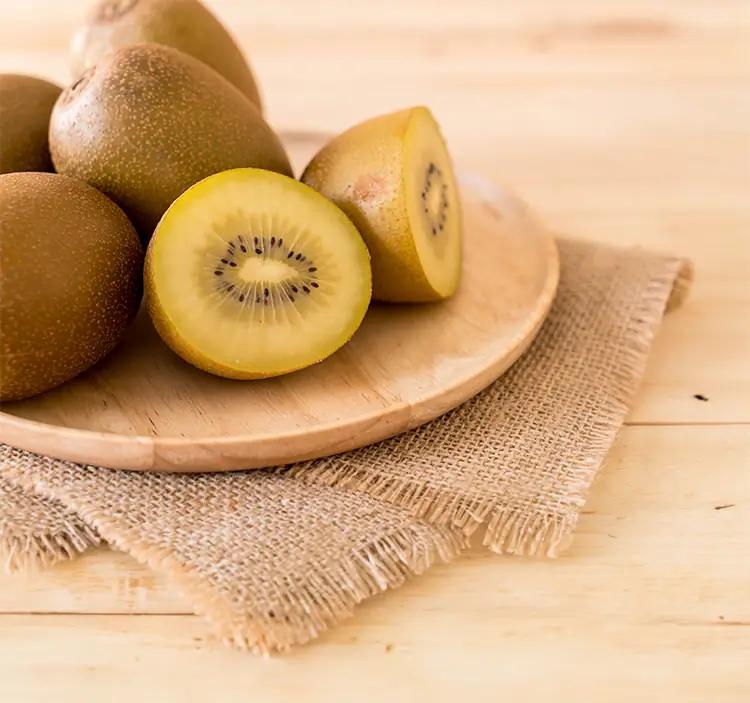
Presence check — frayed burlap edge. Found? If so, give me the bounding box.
[1,519,100,574]
[287,256,694,558]
[1,465,464,653]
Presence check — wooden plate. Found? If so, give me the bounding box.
[0,133,559,472]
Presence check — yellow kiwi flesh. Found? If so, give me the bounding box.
[50,43,292,242]
[302,106,462,302]
[146,169,372,379]
[71,0,263,111]
[0,173,143,402]
[0,74,61,174]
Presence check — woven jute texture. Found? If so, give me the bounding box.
[0,238,691,653]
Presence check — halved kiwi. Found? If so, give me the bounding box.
[302,106,463,302]
[145,169,372,379]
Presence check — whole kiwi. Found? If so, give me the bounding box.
[50,43,293,242]
[0,172,143,402]
[0,75,62,174]
[71,0,263,111]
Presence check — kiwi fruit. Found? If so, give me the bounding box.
[302,106,463,302]
[0,74,62,174]
[50,43,293,242]
[0,172,143,402]
[71,0,263,111]
[145,168,372,379]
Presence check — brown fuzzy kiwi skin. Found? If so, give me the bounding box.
[0,75,62,174]
[0,172,143,402]
[71,0,263,111]
[50,43,293,243]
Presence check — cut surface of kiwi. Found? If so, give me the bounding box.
[302,106,462,302]
[145,169,372,379]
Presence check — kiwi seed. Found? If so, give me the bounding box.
[421,161,450,236]
[209,234,322,311]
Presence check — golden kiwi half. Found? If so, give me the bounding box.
[302,106,463,302]
[145,168,372,379]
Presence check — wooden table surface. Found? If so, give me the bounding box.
[1,1,748,700]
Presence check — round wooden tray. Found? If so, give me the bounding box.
[0,133,559,472]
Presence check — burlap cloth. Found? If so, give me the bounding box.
[0,238,691,653]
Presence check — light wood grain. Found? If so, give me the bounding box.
[0,151,558,471]
[1,613,747,703]
[0,0,748,699]
[1,426,747,700]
